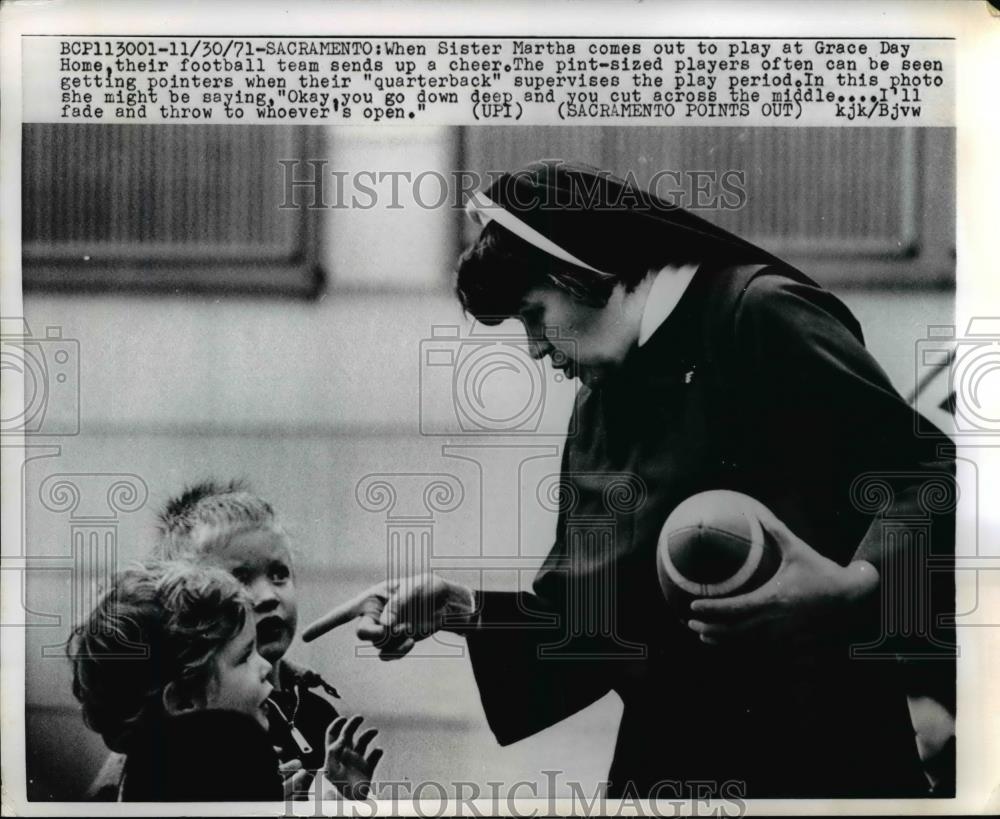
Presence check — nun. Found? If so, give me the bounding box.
[306,161,955,798]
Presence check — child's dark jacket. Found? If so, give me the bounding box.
[122,710,281,801]
[266,658,341,771]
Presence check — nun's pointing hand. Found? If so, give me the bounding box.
[302,574,478,660]
[685,505,880,648]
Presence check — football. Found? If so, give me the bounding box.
[656,490,781,613]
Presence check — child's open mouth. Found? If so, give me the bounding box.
[257,617,287,644]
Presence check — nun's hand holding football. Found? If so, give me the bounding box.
[302,573,477,660]
[686,503,880,647]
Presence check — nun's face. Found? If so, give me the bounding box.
[518,283,633,386]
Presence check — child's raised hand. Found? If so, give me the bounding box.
[324,715,382,800]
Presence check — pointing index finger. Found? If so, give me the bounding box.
[302,583,391,642]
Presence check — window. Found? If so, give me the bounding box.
[22,124,325,297]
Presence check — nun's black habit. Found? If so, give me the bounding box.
[462,163,954,798]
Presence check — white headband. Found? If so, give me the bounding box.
[464,190,608,275]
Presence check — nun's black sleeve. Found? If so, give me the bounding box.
[463,590,615,746]
[730,273,954,655]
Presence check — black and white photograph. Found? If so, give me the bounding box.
[2,2,997,816]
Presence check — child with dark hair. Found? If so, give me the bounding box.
[84,481,381,801]
[72,561,381,801]
[70,561,282,801]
